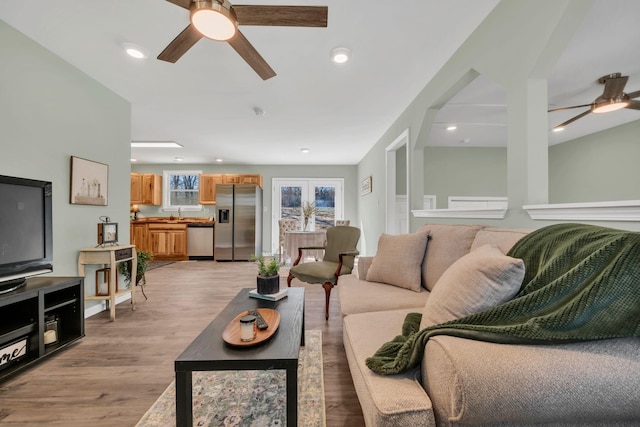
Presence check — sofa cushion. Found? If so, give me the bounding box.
[417,224,484,291]
[420,244,524,330]
[343,309,436,427]
[338,274,429,317]
[423,335,640,425]
[470,227,532,254]
[366,231,430,292]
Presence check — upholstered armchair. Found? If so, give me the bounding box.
[287,226,360,319]
[278,218,299,261]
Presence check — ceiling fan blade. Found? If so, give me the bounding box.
[165,0,191,9]
[548,103,592,113]
[233,5,328,27]
[554,109,592,129]
[602,75,628,99]
[228,30,276,80]
[158,24,203,63]
[626,90,640,99]
[626,100,640,110]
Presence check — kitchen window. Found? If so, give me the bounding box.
[163,170,202,211]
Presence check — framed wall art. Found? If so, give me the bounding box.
[360,176,372,196]
[70,156,108,206]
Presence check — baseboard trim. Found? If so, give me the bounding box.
[84,293,132,318]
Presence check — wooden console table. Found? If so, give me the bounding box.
[77,245,137,321]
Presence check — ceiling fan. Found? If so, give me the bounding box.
[158,0,328,80]
[548,73,640,130]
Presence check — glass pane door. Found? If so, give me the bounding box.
[312,183,336,231]
[280,185,303,223]
[272,178,344,255]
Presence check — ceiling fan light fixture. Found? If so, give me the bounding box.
[190,1,238,41]
[592,95,630,114]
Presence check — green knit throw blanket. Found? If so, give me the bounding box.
[366,223,640,375]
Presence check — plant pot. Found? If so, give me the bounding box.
[257,275,280,295]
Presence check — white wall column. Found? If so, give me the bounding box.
[507,78,549,212]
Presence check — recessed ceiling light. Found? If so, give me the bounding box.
[459,138,471,144]
[131,141,183,148]
[131,158,137,162]
[122,43,147,59]
[174,157,184,162]
[330,47,351,64]
[446,125,457,131]
[301,148,310,154]
[216,158,223,162]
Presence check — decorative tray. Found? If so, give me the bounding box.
[222,308,280,347]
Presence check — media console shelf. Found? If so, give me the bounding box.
[0,277,84,382]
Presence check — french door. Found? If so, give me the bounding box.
[271,178,344,255]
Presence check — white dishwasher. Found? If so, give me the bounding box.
[187,223,215,260]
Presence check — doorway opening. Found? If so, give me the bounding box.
[386,129,410,234]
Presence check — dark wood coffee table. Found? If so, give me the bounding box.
[175,287,305,427]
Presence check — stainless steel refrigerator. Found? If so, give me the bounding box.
[215,184,262,261]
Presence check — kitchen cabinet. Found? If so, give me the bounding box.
[199,174,223,205]
[222,174,242,184]
[199,174,262,204]
[148,223,188,260]
[130,223,149,253]
[130,173,162,205]
[240,174,263,187]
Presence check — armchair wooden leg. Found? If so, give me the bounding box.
[287,273,293,287]
[322,282,334,320]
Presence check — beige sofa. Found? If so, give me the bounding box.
[339,224,640,426]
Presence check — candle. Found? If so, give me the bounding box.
[239,314,256,342]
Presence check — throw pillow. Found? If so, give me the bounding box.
[366,231,430,292]
[420,244,525,330]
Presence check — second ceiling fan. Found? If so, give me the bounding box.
[549,73,640,130]
[158,0,328,80]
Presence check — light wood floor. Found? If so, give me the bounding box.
[0,261,366,426]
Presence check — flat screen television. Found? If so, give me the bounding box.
[0,174,53,294]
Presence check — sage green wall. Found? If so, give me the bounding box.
[355,1,640,255]
[549,119,640,203]
[1,21,132,313]
[424,147,507,208]
[131,164,357,253]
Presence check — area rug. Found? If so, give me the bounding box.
[136,330,325,427]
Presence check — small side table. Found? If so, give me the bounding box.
[78,245,137,321]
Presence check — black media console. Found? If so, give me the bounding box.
[0,277,84,382]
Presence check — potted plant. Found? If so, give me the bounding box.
[118,250,153,288]
[250,254,283,294]
[301,201,319,231]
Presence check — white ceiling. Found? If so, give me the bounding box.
[2,1,639,164]
[0,0,499,165]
